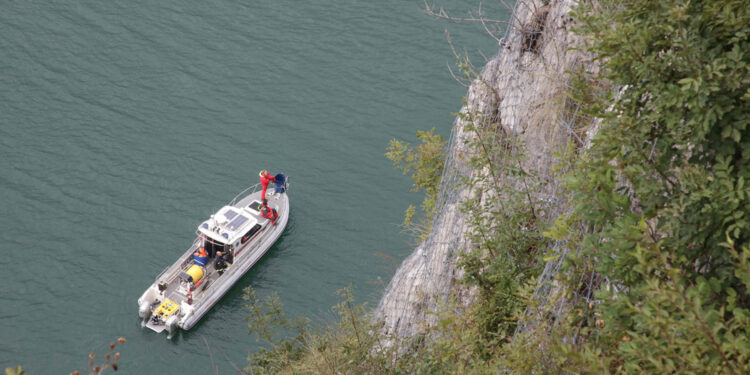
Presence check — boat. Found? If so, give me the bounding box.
[137,174,289,338]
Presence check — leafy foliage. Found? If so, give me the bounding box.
[549,0,750,372]
[455,104,548,350]
[244,284,505,374]
[245,1,750,373]
[243,287,310,374]
[5,367,25,375]
[385,128,446,236]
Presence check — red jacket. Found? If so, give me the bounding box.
[260,205,278,221]
[260,173,277,200]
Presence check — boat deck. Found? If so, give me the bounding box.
[142,187,288,334]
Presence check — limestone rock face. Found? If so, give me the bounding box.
[374,0,598,341]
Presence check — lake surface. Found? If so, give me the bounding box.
[0,0,506,373]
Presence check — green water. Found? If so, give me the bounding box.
[0,1,504,373]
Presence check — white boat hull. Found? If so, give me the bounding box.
[138,181,289,337]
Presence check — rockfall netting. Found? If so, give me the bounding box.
[375,0,602,341]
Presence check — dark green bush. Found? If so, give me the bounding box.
[553,0,750,372]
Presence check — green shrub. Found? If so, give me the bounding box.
[244,1,750,372]
[550,0,750,372]
[386,128,446,238]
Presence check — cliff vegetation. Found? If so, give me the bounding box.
[241,0,750,373]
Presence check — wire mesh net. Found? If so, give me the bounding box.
[375,0,602,340]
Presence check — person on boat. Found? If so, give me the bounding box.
[193,247,209,267]
[260,199,278,226]
[215,250,233,275]
[259,170,277,201]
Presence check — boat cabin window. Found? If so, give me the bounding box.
[204,238,226,258]
[248,201,262,213]
[241,224,262,244]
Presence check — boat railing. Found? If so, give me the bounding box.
[154,238,201,281]
[229,183,263,206]
[229,175,289,206]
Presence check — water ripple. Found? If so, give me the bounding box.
[0,0,504,373]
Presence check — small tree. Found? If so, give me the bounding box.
[385,128,446,239]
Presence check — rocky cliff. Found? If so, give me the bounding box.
[375,0,598,341]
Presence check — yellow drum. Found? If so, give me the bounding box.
[185,264,204,283]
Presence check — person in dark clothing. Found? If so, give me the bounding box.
[214,250,233,275]
[259,170,277,201]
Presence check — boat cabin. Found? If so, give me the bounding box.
[197,203,266,256]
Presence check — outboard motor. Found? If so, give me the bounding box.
[166,315,179,339]
[139,300,151,319]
